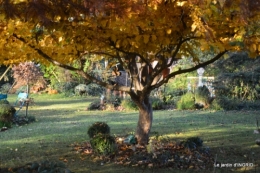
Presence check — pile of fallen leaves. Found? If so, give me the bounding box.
[72,137,214,171]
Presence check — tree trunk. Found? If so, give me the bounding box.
[135,95,153,145]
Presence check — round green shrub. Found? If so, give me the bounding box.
[87,122,110,138]
[177,92,195,110]
[90,134,117,155]
[0,103,16,123]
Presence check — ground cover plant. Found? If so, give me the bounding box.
[0,94,260,173]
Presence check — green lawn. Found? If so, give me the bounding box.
[0,94,260,173]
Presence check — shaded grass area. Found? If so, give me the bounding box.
[0,94,260,172]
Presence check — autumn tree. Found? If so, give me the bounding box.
[12,62,44,116]
[0,0,259,145]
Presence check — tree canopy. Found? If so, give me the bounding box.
[1,0,259,67]
[0,0,259,144]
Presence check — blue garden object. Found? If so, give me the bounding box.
[124,135,137,145]
[0,94,7,100]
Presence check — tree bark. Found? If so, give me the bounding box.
[135,95,153,145]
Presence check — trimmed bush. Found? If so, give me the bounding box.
[87,122,110,138]
[90,134,117,155]
[177,92,195,110]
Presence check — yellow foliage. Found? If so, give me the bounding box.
[0,0,258,68]
[143,35,150,44]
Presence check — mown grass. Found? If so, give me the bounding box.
[0,94,260,173]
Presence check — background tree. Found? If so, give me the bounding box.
[12,62,44,116]
[0,0,259,145]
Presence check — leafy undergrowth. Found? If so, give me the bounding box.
[72,137,214,172]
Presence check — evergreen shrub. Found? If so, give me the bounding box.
[195,86,211,109]
[90,134,117,155]
[87,122,110,138]
[0,103,15,124]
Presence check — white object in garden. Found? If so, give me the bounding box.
[197,67,205,87]
[100,94,105,104]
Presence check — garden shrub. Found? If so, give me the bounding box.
[105,96,121,108]
[150,97,165,110]
[87,122,110,138]
[90,134,117,155]
[0,121,12,128]
[74,84,88,96]
[195,86,211,109]
[211,53,260,110]
[61,81,78,96]
[177,92,195,110]
[86,83,105,96]
[213,96,241,110]
[0,100,9,105]
[87,101,101,110]
[0,83,11,93]
[121,98,138,111]
[209,99,223,110]
[0,103,15,124]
